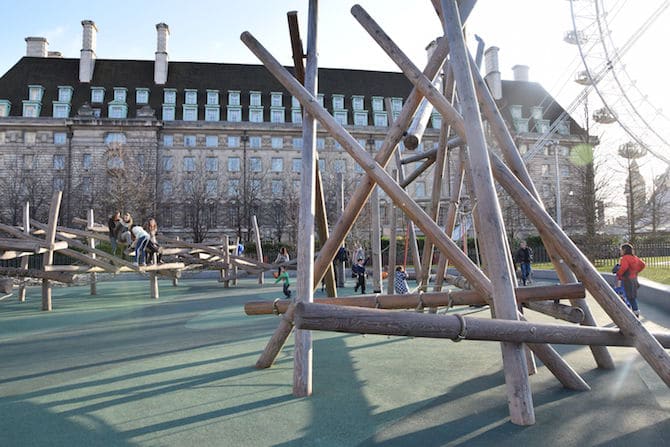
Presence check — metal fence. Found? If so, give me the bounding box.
[526,243,670,269]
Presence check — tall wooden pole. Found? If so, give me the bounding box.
[369,138,383,293]
[18,201,30,302]
[41,191,62,311]
[87,209,97,295]
[386,170,398,294]
[293,0,318,397]
[252,215,264,285]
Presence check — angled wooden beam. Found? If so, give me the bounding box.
[41,191,62,311]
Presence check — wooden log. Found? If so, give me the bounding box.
[252,215,264,285]
[0,266,75,283]
[0,277,13,293]
[18,202,30,302]
[87,209,97,296]
[294,302,670,348]
[524,301,585,324]
[256,303,297,369]
[387,170,398,295]
[245,283,585,315]
[315,167,337,297]
[42,191,62,311]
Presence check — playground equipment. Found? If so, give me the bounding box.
[241,1,670,427]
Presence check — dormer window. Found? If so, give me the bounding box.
[0,100,11,117]
[22,102,40,118]
[372,96,384,112]
[52,103,71,118]
[91,87,105,103]
[390,97,403,112]
[113,88,127,102]
[271,92,283,107]
[183,105,198,121]
[510,105,523,120]
[184,89,198,105]
[228,91,240,106]
[136,88,150,104]
[206,90,219,105]
[164,89,177,104]
[352,96,364,111]
[250,91,262,107]
[332,95,344,110]
[317,94,324,107]
[57,86,73,102]
[28,85,45,102]
[531,106,543,120]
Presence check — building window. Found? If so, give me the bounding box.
[183,106,197,121]
[317,94,324,107]
[271,157,283,172]
[162,155,174,172]
[184,89,197,105]
[107,155,123,170]
[53,177,64,192]
[317,138,325,150]
[228,91,241,106]
[249,136,262,149]
[250,91,262,107]
[206,179,218,198]
[82,176,92,195]
[334,111,347,125]
[28,85,44,101]
[292,158,301,173]
[24,132,36,144]
[227,107,241,122]
[83,153,92,170]
[271,92,283,107]
[352,96,364,111]
[108,105,127,119]
[514,118,530,133]
[205,135,218,147]
[292,137,303,149]
[292,110,302,123]
[91,87,105,103]
[53,154,65,170]
[228,136,240,148]
[332,95,345,110]
[205,156,218,172]
[271,109,284,123]
[52,103,70,118]
[23,154,34,170]
[250,156,262,172]
[104,132,126,145]
[53,132,67,145]
[205,107,220,121]
[184,135,196,147]
[163,135,174,146]
[22,103,40,118]
[162,180,173,198]
[431,112,442,129]
[556,120,570,135]
[137,153,145,170]
[372,97,384,111]
[228,179,240,197]
[112,88,126,102]
[510,105,523,120]
[136,89,149,104]
[271,137,283,149]
[249,109,263,123]
[164,89,177,104]
[228,157,241,172]
[162,106,175,121]
[207,90,219,105]
[374,113,387,127]
[183,156,195,172]
[541,164,550,176]
[391,98,403,112]
[334,159,346,173]
[271,180,283,196]
[354,112,368,126]
[0,100,10,117]
[57,86,73,102]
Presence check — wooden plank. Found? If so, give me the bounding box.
[0,266,74,283]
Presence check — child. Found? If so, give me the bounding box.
[352,258,367,294]
[274,266,291,299]
[129,224,150,266]
[145,218,162,264]
[615,243,646,317]
[394,265,409,295]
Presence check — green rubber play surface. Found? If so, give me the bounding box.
[1,276,668,446]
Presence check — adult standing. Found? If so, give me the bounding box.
[352,257,367,294]
[615,243,646,317]
[107,211,121,255]
[515,240,533,286]
[274,246,290,275]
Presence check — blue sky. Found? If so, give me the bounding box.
[1,0,667,212]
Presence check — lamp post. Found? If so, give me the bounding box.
[241,130,249,242]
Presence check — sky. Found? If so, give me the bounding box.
[0,0,667,216]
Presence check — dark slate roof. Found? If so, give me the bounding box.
[0,57,413,120]
[0,56,585,137]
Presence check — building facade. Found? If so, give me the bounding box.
[0,21,595,244]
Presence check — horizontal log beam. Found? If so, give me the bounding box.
[0,266,75,283]
[524,301,585,324]
[245,283,585,315]
[294,302,670,348]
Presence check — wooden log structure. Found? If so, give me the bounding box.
[245,283,585,315]
[41,192,62,311]
[18,202,31,303]
[294,302,670,348]
[0,266,75,283]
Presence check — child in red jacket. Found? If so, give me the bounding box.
[615,243,646,317]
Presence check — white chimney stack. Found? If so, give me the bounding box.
[79,20,97,83]
[512,64,530,82]
[25,37,48,57]
[484,46,502,100]
[154,23,169,85]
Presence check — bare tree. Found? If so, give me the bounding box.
[642,168,670,235]
[618,141,647,243]
[0,157,49,224]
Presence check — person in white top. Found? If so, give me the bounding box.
[130,225,150,266]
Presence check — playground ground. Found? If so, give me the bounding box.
[0,274,668,447]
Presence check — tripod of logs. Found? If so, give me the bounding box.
[240,0,670,426]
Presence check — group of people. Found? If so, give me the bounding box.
[108,212,162,266]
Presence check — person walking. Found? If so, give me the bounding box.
[274,247,290,275]
[352,258,367,294]
[615,243,646,317]
[274,266,291,299]
[394,265,409,295]
[515,240,533,286]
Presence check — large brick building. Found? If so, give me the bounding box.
[0,20,595,243]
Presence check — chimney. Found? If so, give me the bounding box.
[79,20,97,83]
[154,23,169,85]
[25,37,48,57]
[512,64,530,82]
[48,51,63,58]
[484,46,502,100]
